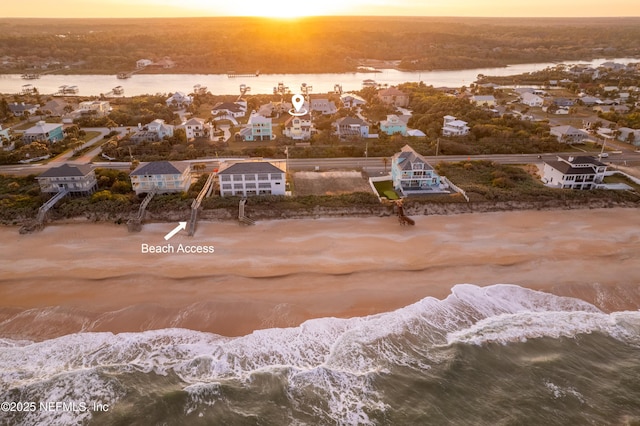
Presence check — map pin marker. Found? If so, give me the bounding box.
[292,94,304,113]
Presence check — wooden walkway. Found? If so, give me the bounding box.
[19,188,69,234]
[127,188,157,232]
[188,172,215,236]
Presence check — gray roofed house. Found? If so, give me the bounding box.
[8,102,38,117]
[218,161,286,197]
[550,125,588,144]
[542,155,607,190]
[37,163,97,195]
[129,161,191,195]
[390,145,443,196]
[334,116,369,138]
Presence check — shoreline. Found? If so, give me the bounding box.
[2,208,640,342]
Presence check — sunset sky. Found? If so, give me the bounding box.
[4,0,639,18]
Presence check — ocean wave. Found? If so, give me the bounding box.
[1,283,637,425]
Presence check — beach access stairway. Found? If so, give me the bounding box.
[127,187,157,232]
[396,202,415,226]
[188,172,215,236]
[20,188,70,233]
[238,198,255,225]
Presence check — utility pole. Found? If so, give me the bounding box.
[435,138,440,156]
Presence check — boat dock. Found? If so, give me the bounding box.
[227,70,260,78]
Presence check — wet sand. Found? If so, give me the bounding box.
[1,208,639,341]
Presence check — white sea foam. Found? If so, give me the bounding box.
[1,284,637,425]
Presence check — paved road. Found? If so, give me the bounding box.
[2,150,640,177]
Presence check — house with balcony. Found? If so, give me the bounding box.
[37,164,97,196]
[130,119,174,144]
[334,116,369,139]
[542,156,607,190]
[218,161,285,197]
[181,117,208,139]
[391,145,443,196]
[238,112,274,141]
[378,87,409,107]
[283,114,312,140]
[129,161,191,195]
[380,114,407,136]
[23,121,64,144]
[442,115,470,137]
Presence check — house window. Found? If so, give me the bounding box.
[258,174,269,180]
[246,183,256,189]
[270,174,281,180]
[232,175,243,181]
[220,175,231,182]
[233,183,243,189]
[245,174,255,181]
[222,184,232,189]
[258,183,271,189]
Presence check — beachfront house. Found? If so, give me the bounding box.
[130,119,175,144]
[217,161,286,197]
[37,164,97,196]
[165,92,193,108]
[542,156,607,190]
[550,125,588,144]
[377,87,409,108]
[380,114,407,136]
[391,145,442,196]
[283,114,313,140]
[334,116,369,139]
[442,115,470,137]
[22,121,64,144]
[238,112,274,141]
[129,161,191,195]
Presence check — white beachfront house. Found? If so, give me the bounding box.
[165,91,193,108]
[542,156,607,190]
[129,161,191,195]
[218,161,286,197]
[521,92,544,107]
[442,115,470,137]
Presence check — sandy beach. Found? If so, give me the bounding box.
[1,208,639,341]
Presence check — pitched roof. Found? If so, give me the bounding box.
[24,122,63,135]
[394,145,433,171]
[130,161,189,176]
[39,163,94,178]
[560,155,606,166]
[218,162,284,175]
[9,103,37,112]
[335,116,368,127]
[184,118,205,126]
[212,102,245,113]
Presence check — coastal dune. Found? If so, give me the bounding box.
[1,208,639,341]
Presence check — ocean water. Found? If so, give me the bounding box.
[1,284,640,426]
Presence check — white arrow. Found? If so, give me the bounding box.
[164,222,187,241]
